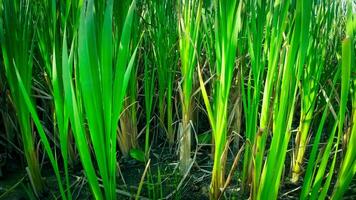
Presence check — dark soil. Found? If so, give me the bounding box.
[0,139,355,200]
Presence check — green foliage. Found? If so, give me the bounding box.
[67,0,138,198]
[0,0,44,195]
[257,1,312,198]
[178,0,202,174]
[130,148,146,163]
[332,3,356,198]
[292,0,338,183]
[1,0,355,200]
[151,0,178,144]
[197,0,243,198]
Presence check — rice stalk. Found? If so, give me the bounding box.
[292,0,337,183]
[252,1,290,196]
[152,0,178,145]
[0,0,44,194]
[119,4,140,156]
[36,1,80,197]
[240,0,267,190]
[257,0,312,199]
[178,0,202,174]
[332,2,355,197]
[143,31,156,157]
[197,0,243,199]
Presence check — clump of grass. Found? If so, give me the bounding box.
[332,3,355,198]
[240,0,267,190]
[81,0,137,197]
[151,0,178,145]
[299,69,340,200]
[1,1,73,198]
[257,0,312,199]
[292,0,337,183]
[252,1,291,196]
[197,0,243,198]
[118,7,140,155]
[178,0,202,174]
[61,0,138,198]
[300,30,349,199]
[1,0,44,194]
[36,1,76,197]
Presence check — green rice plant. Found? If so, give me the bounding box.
[1,1,70,197]
[178,0,202,174]
[36,1,78,198]
[240,0,267,190]
[299,69,339,200]
[61,31,103,199]
[300,3,353,199]
[151,0,178,145]
[61,0,138,198]
[257,0,312,199]
[197,0,242,199]
[252,1,291,196]
[138,1,156,159]
[0,0,44,194]
[119,4,141,156]
[2,0,355,199]
[300,32,350,199]
[79,0,137,197]
[12,48,69,200]
[332,52,356,197]
[146,165,164,199]
[331,4,355,198]
[291,0,337,183]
